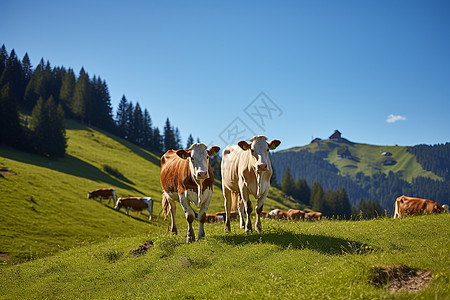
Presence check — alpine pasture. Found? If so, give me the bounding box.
[0,121,449,299]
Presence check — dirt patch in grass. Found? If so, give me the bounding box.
[130,241,154,257]
[370,265,433,293]
[0,252,12,260]
[0,167,16,176]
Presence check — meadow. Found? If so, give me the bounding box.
[1,215,449,299]
[1,121,449,299]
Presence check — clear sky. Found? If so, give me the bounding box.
[1,0,449,151]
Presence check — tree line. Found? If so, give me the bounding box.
[279,167,383,219]
[0,44,198,157]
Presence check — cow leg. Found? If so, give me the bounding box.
[198,188,212,240]
[223,188,232,232]
[179,192,195,243]
[255,193,267,233]
[237,195,245,229]
[126,207,130,215]
[166,197,178,235]
[240,188,252,233]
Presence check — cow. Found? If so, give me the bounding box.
[205,214,219,223]
[305,212,323,220]
[87,188,116,204]
[215,211,239,221]
[221,136,281,233]
[160,143,220,243]
[393,195,446,219]
[114,197,153,220]
[288,209,305,220]
[267,209,290,220]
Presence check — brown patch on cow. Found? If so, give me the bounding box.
[370,265,433,293]
[0,252,12,260]
[0,167,16,176]
[130,241,154,257]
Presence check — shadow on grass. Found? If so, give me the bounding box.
[214,230,368,255]
[0,147,143,194]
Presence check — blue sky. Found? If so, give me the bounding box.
[1,1,449,151]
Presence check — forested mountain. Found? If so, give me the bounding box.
[271,133,450,211]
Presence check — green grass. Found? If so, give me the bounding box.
[1,215,448,299]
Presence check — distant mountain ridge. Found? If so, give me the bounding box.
[271,130,450,210]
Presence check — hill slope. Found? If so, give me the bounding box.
[0,120,296,265]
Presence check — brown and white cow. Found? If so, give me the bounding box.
[288,209,305,220]
[393,195,446,219]
[87,188,116,204]
[221,135,281,232]
[304,212,323,220]
[114,197,153,220]
[160,143,220,243]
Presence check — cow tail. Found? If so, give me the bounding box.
[162,193,170,217]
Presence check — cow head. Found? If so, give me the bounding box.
[114,198,123,210]
[238,135,281,173]
[176,143,220,183]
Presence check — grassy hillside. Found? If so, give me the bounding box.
[283,140,441,182]
[1,215,449,299]
[0,120,297,265]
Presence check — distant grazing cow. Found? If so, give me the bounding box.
[393,195,446,219]
[221,136,281,232]
[205,214,219,223]
[305,212,323,220]
[160,143,220,243]
[115,197,153,220]
[288,209,305,220]
[88,188,116,204]
[215,211,239,222]
[267,209,289,220]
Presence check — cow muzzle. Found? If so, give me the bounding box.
[257,163,268,172]
[195,170,209,180]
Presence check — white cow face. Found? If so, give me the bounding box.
[238,136,281,172]
[177,143,220,182]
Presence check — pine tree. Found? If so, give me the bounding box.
[59,68,76,117]
[30,96,66,157]
[116,95,128,138]
[311,181,325,212]
[24,60,44,111]
[186,134,195,149]
[153,127,163,153]
[163,118,177,151]
[72,67,90,123]
[142,108,153,149]
[0,44,8,77]
[294,178,310,205]
[0,83,21,146]
[281,167,295,197]
[0,49,24,107]
[132,102,144,144]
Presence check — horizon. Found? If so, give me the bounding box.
[1,1,449,151]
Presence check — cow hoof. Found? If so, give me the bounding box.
[187,235,195,243]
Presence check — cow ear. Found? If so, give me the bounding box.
[208,146,220,157]
[176,149,190,160]
[238,141,251,151]
[268,139,281,150]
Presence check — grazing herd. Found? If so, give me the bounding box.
[87,135,448,243]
